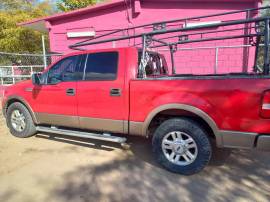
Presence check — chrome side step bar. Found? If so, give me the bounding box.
[36,126,127,144]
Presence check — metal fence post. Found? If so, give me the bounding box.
[42,35,47,69]
[11,66,15,84]
[214,47,219,74]
[30,66,33,75]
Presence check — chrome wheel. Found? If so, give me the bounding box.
[162,131,198,166]
[10,109,26,132]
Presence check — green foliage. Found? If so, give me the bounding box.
[0,0,54,53]
[56,0,98,12]
[0,0,32,11]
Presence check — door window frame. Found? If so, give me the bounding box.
[44,55,84,85]
[78,51,119,82]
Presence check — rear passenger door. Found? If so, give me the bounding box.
[77,51,127,133]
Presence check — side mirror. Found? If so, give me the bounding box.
[32,73,41,85]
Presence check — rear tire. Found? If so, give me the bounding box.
[152,118,212,175]
[6,102,36,138]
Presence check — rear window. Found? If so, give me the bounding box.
[138,51,168,77]
[84,52,118,81]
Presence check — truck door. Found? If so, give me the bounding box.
[31,55,83,127]
[76,50,128,133]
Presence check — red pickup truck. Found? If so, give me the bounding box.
[2,46,270,175]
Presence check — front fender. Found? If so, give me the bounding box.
[3,95,38,124]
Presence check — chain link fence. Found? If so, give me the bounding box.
[156,43,261,75]
[0,52,62,85]
[0,43,264,85]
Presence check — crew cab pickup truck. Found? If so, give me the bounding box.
[2,47,270,175]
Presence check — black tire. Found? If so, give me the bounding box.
[152,118,212,175]
[6,102,36,138]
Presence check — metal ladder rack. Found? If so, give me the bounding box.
[69,6,270,77]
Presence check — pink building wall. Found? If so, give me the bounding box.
[23,0,262,74]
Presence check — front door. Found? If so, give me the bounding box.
[77,50,127,133]
[31,55,83,127]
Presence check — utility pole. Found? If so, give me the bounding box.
[42,35,47,69]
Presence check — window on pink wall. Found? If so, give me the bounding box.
[67,31,96,38]
[66,27,96,38]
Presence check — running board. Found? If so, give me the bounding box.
[36,126,127,144]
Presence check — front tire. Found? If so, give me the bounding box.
[6,102,36,138]
[152,118,212,175]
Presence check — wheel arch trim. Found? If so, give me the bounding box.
[3,95,38,124]
[142,104,222,146]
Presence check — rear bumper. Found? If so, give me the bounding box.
[256,135,270,151]
[219,130,270,151]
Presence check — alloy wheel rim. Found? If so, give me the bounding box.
[11,109,26,132]
[162,131,198,166]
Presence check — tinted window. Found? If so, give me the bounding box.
[47,55,81,84]
[84,52,118,81]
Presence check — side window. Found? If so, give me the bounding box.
[84,52,118,81]
[47,55,81,84]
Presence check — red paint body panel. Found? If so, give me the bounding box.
[31,82,78,116]
[77,49,128,120]
[2,47,270,136]
[2,81,78,116]
[129,78,270,133]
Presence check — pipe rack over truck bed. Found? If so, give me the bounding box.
[69,6,270,78]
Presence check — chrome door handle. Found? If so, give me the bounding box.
[110,88,121,96]
[66,88,75,96]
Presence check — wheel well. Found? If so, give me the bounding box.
[148,109,216,139]
[5,98,21,112]
[4,98,36,123]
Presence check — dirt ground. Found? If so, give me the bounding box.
[0,113,269,202]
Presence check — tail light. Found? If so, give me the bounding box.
[260,91,270,118]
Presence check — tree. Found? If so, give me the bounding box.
[0,0,54,54]
[56,0,99,12]
[0,0,31,11]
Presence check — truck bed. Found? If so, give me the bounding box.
[129,77,270,134]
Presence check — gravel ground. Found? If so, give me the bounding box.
[0,113,269,202]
